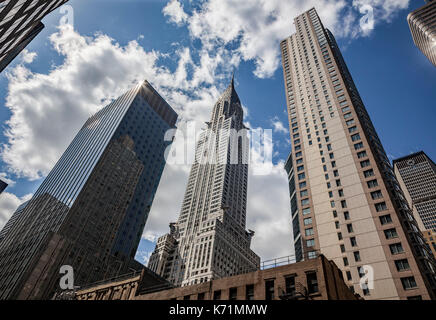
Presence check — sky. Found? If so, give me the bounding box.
[0,0,434,266]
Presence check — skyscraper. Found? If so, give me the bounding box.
[0,0,69,72]
[0,200,28,243]
[148,77,260,287]
[0,179,8,194]
[393,151,436,232]
[0,81,178,299]
[280,8,436,300]
[407,0,436,67]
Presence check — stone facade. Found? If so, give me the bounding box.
[138,255,359,300]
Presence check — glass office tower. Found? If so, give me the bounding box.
[0,81,178,299]
[0,0,69,72]
[281,8,436,300]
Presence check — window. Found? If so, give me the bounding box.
[343,257,349,266]
[302,199,310,206]
[354,142,364,150]
[347,224,354,233]
[351,134,361,142]
[341,200,347,208]
[265,280,275,300]
[401,277,417,290]
[335,221,340,229]
[198,293,205,300]
[229,287,237,300]
[353,251,361,262]
[213,290,221,300]
[340,244,346,253]
[367,179,378,188]
[375,202,388,212]
[395,259,410,272]
[306,239,315,247]
[357,151,367,159]
[338,189,344,197]
[407,296,422,300]
[348,126,357,133]
[389,243,404,255]
[371,190,383,200]
[305,228,314,236]
[344,211,350,220]
[246,285,254,300]
[300,190,309,197]
[363,169,374,178]
[306,272,319,294]
[285,276,296,296]
[304,218,313,226]
[298,173,306,180]
[338,232,343,240]
[350,237,357,247]
[184,295,191,300]
[379,214,392,225]
[299,181,307,188]
[346,271,352,281]
[384,228,398,239]
[302,208,311,215]
[360,160,371,168]
[336,179,342,187]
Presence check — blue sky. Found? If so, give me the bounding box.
[0,0,434,264]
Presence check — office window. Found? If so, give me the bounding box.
[304,217,312,226]
[348,126,357,133]
[360,160,371,168]
[302,199,310,206]
[343,257,349,266]
[346,271,352,281]
[246,285,254,300]
[357,151,367,159]
[395,259,410,272]
[341,200,347,208]
[265,280,275,300]
[335,221,340,229]
[285,276,296,296]
[353,251,361,262]
[371,190,383,200]
[379,214,392,225]
[338,189,344,197]
[389,243,404,255]
[350,237,357,247]
[367,179,378,188]
[306,272,319,294]
[347,223,354,233]
[363,169,374,178]
[375,202,388,212]
[340,244,346,252]
[344,211,350,220]
[299,181,307,188]
[336,179,341,187]
[333,210,338,218]
[384,228,398,239]
[298,173,306,180]
[351,134,361,142]
[300,190,309,197]
[338,232,343,240]
[306,239,315,247]
[305,228,314,236]
[302,208,311,215]
[354,142,364,150]
[401,277,417,290]
[229,287,237,300]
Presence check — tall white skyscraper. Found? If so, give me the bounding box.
[281,8,436,300]
[149,77,260,287]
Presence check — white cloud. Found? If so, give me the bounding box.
[270,116,289,134]
[1,25,231,180]
[20,49,37,64]
[163,0,189,26]
[0,192,32,230]
[0,172,15,187]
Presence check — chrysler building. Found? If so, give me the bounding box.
[148,76,260,286]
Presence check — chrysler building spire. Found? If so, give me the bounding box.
[148,76,260,286]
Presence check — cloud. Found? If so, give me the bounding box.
[270,116,289,134]
[163,0,189,26]
[0,192,32,230]
[0,173,15,187]
[1,25,232,180]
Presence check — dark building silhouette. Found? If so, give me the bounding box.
[0,81,178,299]
[0,0,69,72]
